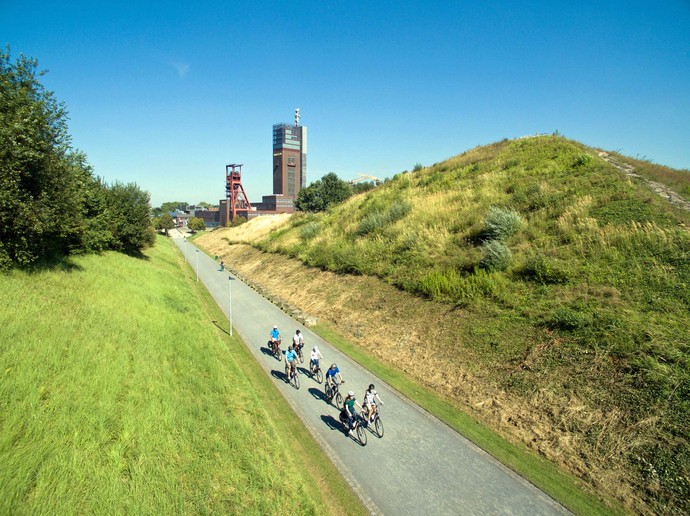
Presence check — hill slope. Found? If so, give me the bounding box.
[0,236,363,514]
[199,136,690,513]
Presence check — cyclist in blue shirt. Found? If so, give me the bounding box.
[269,325,281,354]
[285,346,299,381]
[325,363,344,389]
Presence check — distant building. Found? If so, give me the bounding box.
[272,108,307,200]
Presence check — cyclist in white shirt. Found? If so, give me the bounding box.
[292,330,305,360]
[310,346,323,374]
[363,384,384,422]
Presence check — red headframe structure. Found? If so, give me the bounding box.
[225,164,252,223]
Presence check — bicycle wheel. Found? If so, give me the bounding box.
[356,423,367,446]
[315,369,323,384]
[325,383,332,399]
[335,392,343,408]
[294,373,300,390]
[374,416,384,438]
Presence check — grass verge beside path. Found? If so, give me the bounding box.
[0,236,365,515]
[312,324,625,516]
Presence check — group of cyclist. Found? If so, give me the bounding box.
[269,325,384,436]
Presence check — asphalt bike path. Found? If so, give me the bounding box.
[175,234,569,515]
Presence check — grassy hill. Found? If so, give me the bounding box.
[206,136,690,513]
[0,236,364,514]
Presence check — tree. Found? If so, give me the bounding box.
[0,47,94,267]
[158,213,175,235]
[188,216,206,232]
[295,172,353,213]
[106,182,155,254]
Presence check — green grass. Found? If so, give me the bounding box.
[312,323,623,516]
[0,236,365,515]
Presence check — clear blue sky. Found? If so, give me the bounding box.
[3,1,689,207]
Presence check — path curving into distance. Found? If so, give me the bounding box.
[174,234,569,515]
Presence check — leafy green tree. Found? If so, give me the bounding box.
[106,182,156,254]
[188,216,206,232]
[0,47,92,266]
[295,172,353,213]
[158,213,175,235]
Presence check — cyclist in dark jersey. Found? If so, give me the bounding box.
[342,391,363,435]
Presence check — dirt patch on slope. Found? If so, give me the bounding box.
[197,224,647,512]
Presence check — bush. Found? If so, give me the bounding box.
[483,207,523,241]
[521,254,571,284]
[356,200,411,237]
[480,240,513,271]
[300,221,320,241]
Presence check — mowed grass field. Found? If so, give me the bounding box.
[0,236,363,515]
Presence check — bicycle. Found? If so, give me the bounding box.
[285,361,300,390]
[362,406,384,438]
[324,379,344,408]
[309,360,323,384]
[340,410,367,446]
[269,339,282,361]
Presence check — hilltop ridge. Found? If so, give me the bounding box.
[197,135,690,513]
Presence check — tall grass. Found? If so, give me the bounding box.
[0,237,362,514]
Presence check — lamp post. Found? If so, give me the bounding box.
[228,276,233,337]
[195,249,199,282]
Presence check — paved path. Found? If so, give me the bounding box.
[174,234,569,515]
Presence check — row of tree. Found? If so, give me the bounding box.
[0,48,155,270]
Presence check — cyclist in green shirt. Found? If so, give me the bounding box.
[342,391,363,435]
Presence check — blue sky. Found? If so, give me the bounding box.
[3,1,689,207]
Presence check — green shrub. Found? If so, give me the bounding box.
[521,254,572,284]
[573,153,593,167]
[480,240,513,271]
[299,221,320,241]
[483,207,523,241]
[356,200,411,236]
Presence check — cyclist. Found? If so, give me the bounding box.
[310,346,323,374]
[325,363,344,390]
[292,329,305,360]
[285,345,299,381]
[342,391,363,435]
[363,384,384,422]
[269,325,281,353]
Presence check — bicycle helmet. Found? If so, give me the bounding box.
[347,391,354,397]
[296,329,301,334]
[288,346,293,351]
[369,384,375,390]
[312,347,317,352]
[331,363,337,369]
[273,325,278,329]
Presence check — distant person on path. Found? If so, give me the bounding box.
[363,384,384,422]
[342,391,363,435]
[310,346,323,374]
[218,260,224,271]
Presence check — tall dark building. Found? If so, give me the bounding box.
[272,109,307,198]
